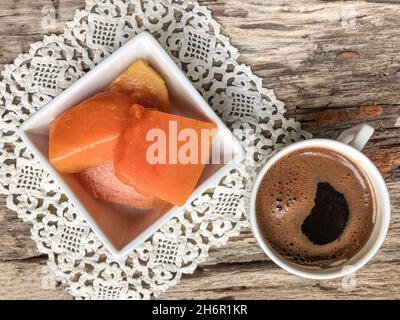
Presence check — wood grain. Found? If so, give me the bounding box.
[0,258,72,300]
[0,0,399,300]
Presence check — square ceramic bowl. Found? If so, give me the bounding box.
[18,32,245,259]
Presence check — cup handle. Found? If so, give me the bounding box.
[336,123,374,151]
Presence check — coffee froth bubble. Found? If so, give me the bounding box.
[256,147,375,268]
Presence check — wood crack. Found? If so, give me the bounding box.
[1,254,48,264]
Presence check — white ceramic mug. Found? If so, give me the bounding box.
[249,124,391,279]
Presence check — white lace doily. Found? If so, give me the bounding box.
[0,0,310,299]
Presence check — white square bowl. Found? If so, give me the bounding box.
[18,32,245,259]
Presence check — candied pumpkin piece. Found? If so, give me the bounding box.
[114,104,217,206]
[106,59,169,112]
[76,161,164,209]
[49,92,132,173]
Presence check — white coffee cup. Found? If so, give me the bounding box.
[249,124,391,279]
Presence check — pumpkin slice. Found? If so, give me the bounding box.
[106,59,169,112]
[76,161,164,209]
[49,92,132,173]
[114,104,217,206]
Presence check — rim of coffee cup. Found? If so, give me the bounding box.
[249,138,391,280]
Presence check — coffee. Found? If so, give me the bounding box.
[256,147,375,268]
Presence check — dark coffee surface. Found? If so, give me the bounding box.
[301,182,349,245]
[256,147,375,267]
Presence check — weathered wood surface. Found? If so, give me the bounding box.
[0,0,399,300]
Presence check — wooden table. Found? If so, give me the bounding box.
[1,0,399,300]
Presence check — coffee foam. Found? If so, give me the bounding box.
[256,147,375,268]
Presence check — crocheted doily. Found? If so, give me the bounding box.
[0,0,310,299]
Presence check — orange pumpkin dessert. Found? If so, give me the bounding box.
[114,104,217,206]
[50,59,217,209]
[76,161,164,209]
[49,92,132,173]
[107,59,169,113]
